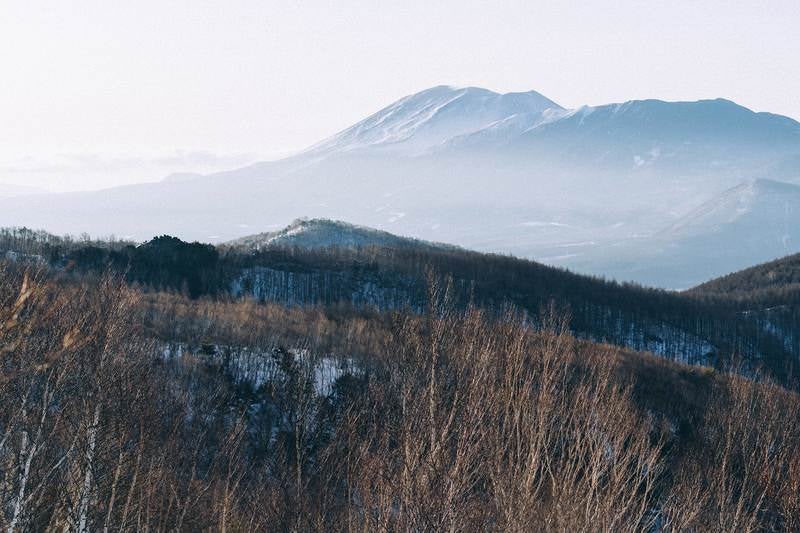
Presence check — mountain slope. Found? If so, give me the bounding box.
[224,218,457,252]
[566,179,800,288]
[663,179,800,242]
[304,85,563,157]
[691,251,800,301]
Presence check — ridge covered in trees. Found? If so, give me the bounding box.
[691,251,800,307]
[2,226,800,384]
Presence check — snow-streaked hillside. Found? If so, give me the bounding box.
[224,218,456,252]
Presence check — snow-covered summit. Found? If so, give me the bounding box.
[304,85,563,156]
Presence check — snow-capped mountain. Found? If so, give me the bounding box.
[304,85,563,157]
[515,99,800,177]
[0,85,799,287]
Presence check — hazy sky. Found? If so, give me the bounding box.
[2,0,799,191]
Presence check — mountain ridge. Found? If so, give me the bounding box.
[301,85,564,157]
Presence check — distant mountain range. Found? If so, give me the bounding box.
[1,85,799,287]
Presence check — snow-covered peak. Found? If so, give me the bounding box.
[303,85,563,156]
[527,98,800,143]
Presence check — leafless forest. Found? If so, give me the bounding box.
[0,260,798,532]
[4,1,799,530]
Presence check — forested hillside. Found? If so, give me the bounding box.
[0,260,798,530]
[2,225,799,384]
[692,252,800,305]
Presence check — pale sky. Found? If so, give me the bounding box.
[1,0,798,191]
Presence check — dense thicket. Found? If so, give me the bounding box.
[0,264,798,531]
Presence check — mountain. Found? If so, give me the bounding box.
[224,218,457,252]
[304,85,563,157]
[566,179,800,288]
[520,98,799,150]
[686,247,800,360]
[662,179,800,242]
[0,86,798,287]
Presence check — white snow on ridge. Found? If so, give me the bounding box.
[304,85,564,156]
[223,218,456,252]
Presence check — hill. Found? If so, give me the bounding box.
[690,251,800,309]
[223,218,457,252]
